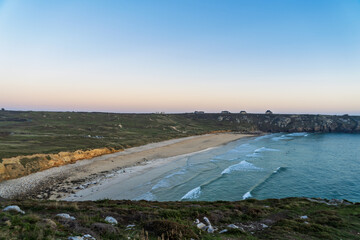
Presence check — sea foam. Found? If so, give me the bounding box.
[242,191,252,199]
[181,186,201,200]
[254,147,280,153]
[287,132,308,137]
[221,161,262,174]
[272,135,293,141]
[152,169,186,190]
[134,192,156,201]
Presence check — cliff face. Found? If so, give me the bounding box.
[190,113,360,133]
[0,148,118,182]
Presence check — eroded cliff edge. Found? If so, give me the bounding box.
[0,148,118,182]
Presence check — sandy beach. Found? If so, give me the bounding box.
[0,133,253,200]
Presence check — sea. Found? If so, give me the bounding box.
[133,133,360,202]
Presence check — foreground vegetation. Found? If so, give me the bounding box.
[0,197,359,240]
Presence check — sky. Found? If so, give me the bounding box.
[0,0,359,114]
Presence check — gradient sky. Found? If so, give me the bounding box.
[1,0,359,114]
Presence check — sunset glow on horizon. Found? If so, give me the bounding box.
[1,0,360,115]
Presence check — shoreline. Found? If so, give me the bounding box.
[0,133,255,200]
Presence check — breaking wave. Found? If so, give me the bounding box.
[287,132,308,137]
[272,135,293,141]
[254,147,280,153]
[221,161,262,175]
[181,186,201,200]
[152,169,186,190]
[243,167,287,199]
[242,191,252,200]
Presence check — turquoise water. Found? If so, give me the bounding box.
[137,133,360,202]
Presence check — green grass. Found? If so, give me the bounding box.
[0,198,359,239]
[0,111,251,160]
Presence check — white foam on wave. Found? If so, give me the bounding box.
[152,169,187,190]
[273,167,281,173]
[272,135,293,141]
[242,191,252,199]
[254,147,280,153]
[221,161,262,174]
[181,186,201,200]
[246,153,261,158]
[254,134,274,141]
[134,192,156,201]
[287,132,308,137]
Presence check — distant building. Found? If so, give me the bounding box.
[240,111,247,114]
[265,110,273,114]
[194,111,205,114]
[221,111,231,114]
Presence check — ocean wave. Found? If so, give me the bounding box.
[246,153,261,158]
[272,135,293,141]
[244,166,286,199]
[152,169,186,190]
[287,132,308,137]
[242,191,252,200]
[181,186,201,200]
[254,147,280,153]
[254,134,274,141]
[273,166,286,173]
[134,192,156,201]
[221,161,262,175]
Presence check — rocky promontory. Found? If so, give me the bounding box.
[189,113,360,133]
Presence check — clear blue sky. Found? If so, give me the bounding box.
[1,0,359,114]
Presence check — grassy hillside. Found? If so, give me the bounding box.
[0,197,359,240]
[2,110,359,161]
[0,111,242,160]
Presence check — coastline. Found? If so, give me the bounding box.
[0,133,254,200]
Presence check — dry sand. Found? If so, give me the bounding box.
[0,133,253,200]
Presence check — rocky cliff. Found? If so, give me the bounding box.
[0,148,118,182]
[189,113,360,133]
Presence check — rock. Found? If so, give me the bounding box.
[83,234,96,240]
[260,223,268,228]
[2,205,25,214]
[196,222,206,230]
[227,224,239,229]
[68,237,83,240]
[92,222,118,234]
[43,218,57,229]
[203,217,214,233]
[104,216,118,225]
[68,234,96,240]
[56,213,76,220]
[126,224,135,230]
